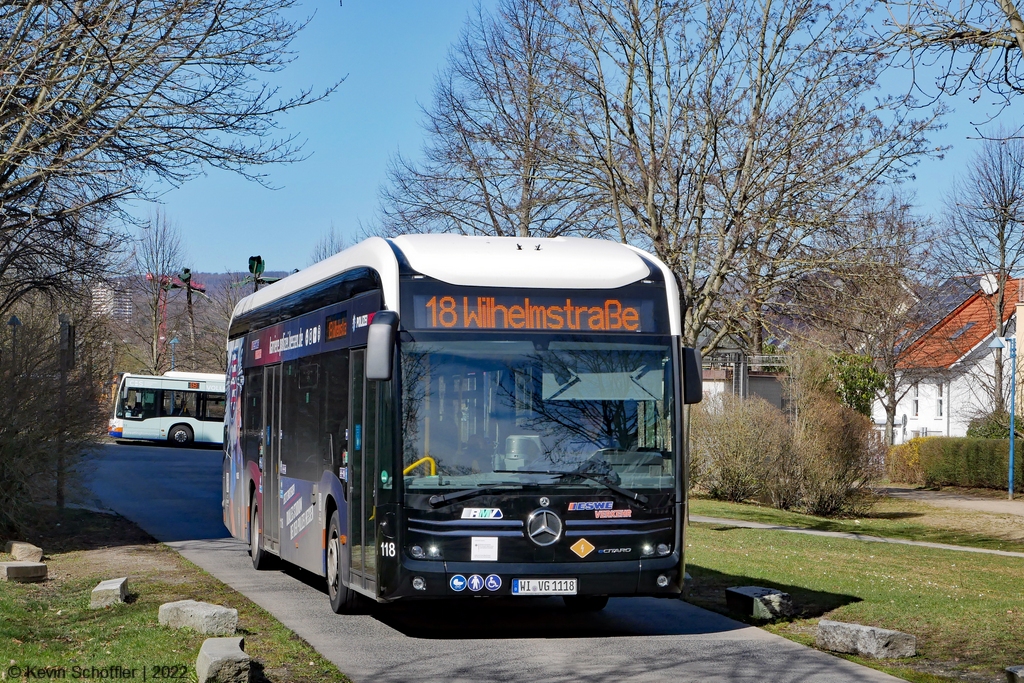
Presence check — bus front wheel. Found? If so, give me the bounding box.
[327,510,356,613]
[169,425,194,446]
[250,504,272,570]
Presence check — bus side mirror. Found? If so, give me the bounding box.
[682,347,702,405]
[366,311,400,381]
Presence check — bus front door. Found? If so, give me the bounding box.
[263,364,282,554]
[347,349,378,596]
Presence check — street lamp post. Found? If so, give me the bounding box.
[990,336,1017,499]
[169,336,180,371]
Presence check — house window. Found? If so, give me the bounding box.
[936,382,943,417]
[912,382,919,417]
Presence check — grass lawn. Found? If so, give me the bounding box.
[0,507,349,683]
[690,496,1024,552]
[686,521,1024,682]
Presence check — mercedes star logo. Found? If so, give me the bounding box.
[527,508,562,546]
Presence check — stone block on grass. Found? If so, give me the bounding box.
[1007,665,1024,683]
[4,541,43,562]
[725,586,794,620]
[816,619,916,659]
[90,577,128,608]
[159,600,237,636]
[196,637,249,683]
[0,561,47,583]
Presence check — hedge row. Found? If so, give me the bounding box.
[906,437,1024,489]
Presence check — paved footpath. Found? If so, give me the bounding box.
[690,515,1024,558]
[878,487,1024,517]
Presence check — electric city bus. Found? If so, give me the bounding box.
[222,235,702,613]
[110,371,227,445]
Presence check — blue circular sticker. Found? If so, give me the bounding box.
[380,470,389,484]
[449,574,467,592]
[484,574,502,591]
[467,574,484,592]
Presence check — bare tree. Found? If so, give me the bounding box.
[545,0,940,351]
[787,194,937,444]
[879,0,1024,110]
[194,272,247,372]
[378,0,599,238]
[309,223,348,265]
[0,290,109,529]
[0,0,335,315]
[123,212,187,374]
[935,133,1024,412]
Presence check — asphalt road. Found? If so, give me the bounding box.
[83,442,902,683]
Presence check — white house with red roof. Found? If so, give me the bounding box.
[873,279,1022,444]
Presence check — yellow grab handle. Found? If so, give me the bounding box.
[403,456,437,476]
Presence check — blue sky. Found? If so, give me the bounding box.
[152,1,1006,273]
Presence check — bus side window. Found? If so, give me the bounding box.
[203,393,226,421]
[162,390,196,417]
[126,389,159,420]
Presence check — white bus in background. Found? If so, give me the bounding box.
[109,371,226,446]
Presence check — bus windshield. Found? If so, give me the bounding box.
[400,337,675,494]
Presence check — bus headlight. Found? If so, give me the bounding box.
[642,544,655,556]
[427,545,441,558]
[410,545,426,559]
[656,543,671,556]
[657,574,670,587]
[412,576,426,591]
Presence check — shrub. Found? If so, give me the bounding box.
[887,437,927,484]
[918,437,1022,490]
[828,353,886,417]
[689,344,883,516]
[690,394,792,503]
[793,397,881,516]
[966,412,1012,439]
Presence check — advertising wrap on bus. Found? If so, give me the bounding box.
[244,292,380,368]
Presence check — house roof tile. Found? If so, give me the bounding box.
[899,278,1020,369]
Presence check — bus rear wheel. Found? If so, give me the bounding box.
[169,425,194,446]
[563,595,609,612]
[250,504,272,570]
[327,510,356,613]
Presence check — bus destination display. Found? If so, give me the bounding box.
[412,293,655,332]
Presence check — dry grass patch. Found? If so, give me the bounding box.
[0,507,349,683]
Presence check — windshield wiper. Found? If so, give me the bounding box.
[494,469,650,508]
[427,485,522,508]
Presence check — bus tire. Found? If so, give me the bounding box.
[169,424,194,446]
[327,510,356,613]
[563,595,609,612]
[250,503,273,570]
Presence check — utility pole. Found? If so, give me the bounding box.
[179,268,198,369]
